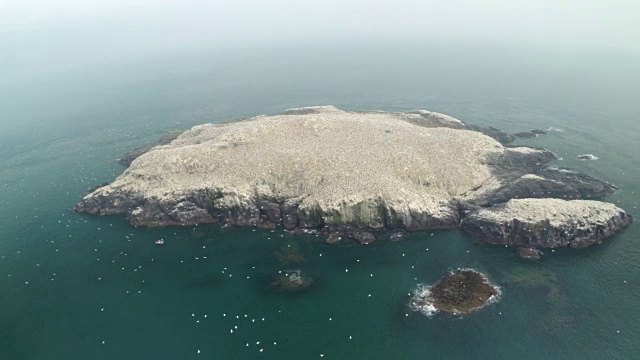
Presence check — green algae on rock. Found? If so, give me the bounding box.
[410,269,501,316]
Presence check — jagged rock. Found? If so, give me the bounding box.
[531,129,548,135]
[461,199,632,248]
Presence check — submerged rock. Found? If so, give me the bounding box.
[410,269,500,316]
[271,270,313,291]
[530,129,548,135]
[514,131,537,138]
[274,243,306,264]
[388,231,406,241]
[517,247,543,259]
[325,233,342,244]
[461,199,632,248]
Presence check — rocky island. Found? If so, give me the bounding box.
[410,269,501,316]
[76,106,631,248]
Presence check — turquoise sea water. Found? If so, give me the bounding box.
[1,40,639,359]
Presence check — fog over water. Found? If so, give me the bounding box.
[3,0,640,73]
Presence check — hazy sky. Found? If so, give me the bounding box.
[2,0,639,48]
[1,0,639,76]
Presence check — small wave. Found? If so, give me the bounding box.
[409,283,439,317]
[547,127,565,132]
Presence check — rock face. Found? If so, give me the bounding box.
[76,105,629,248]
[461,199,632,248]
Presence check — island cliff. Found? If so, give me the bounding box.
[76,106,631,248]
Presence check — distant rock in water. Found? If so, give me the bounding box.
[410,269,500,316]
[76,105,629,250]
[577,154,599,161]
[461,199,632,248]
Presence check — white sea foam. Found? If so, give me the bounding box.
[547,127,565,132]
[409,283,439,317]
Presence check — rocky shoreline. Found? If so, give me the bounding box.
[76,106,631,249]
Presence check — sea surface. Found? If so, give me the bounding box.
[1,40,639,359]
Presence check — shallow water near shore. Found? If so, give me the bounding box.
[1,40,640,359]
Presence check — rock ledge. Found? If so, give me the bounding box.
[461,199,632,248]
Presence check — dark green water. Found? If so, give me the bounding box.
[1,40,639,359]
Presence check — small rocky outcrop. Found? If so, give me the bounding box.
[461,199,632,248]
[350,231,376,245]
[410,269,500,316]
[325,233,342,244]
[578,154,599,161]
[388,231,406,241]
